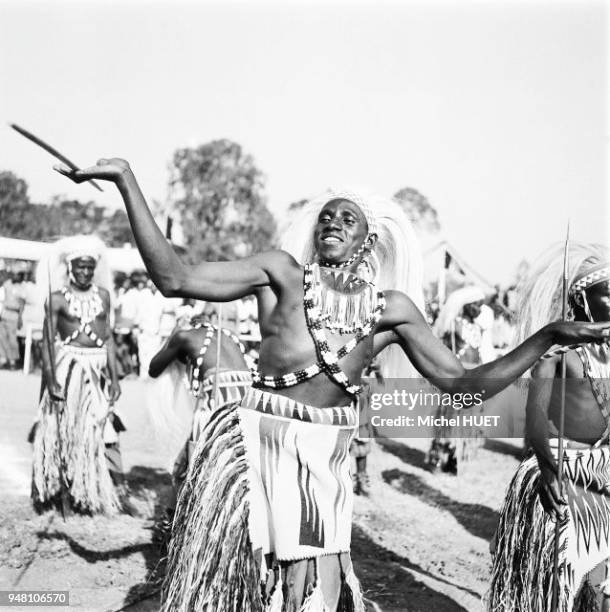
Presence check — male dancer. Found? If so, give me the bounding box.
[32,235,124,515]
[489,243,610,611]
[148,315,251,500]
[55,158,610,611]
[427,285,491,474]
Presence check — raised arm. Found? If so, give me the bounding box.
[54,159,295,301]
[148,330,188,378]
[381,290,610,397]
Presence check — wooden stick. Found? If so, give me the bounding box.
[10,123,104,192]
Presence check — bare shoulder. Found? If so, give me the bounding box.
[97,286,112,308]
[530,354,559,378]
[381,290,427,328]
[251,249,302,287]
[49,290,66,311]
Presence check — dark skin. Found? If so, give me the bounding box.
[148,324,248,379]
[43,257,121,403]
[54,159,610,409]
[527,280,610,519]
[55,159,610,609]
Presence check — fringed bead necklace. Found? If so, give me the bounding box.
[311,263,380,335]
[60,285,106,347]
[252,263,386,395]
[187,322,246,394]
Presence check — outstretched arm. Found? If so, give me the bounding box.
[54,159,294,301]
[148,330,187,378]
[382,291,610,397]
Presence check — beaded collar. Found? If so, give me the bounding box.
[59,285,106,347]
[187,322,246,394]
[318,239,369,269]
[251,264,386,396]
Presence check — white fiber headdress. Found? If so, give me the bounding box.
[281,188,425,378]
[36,235,113,322]
[433,286,486,338]
[515,241,610,345]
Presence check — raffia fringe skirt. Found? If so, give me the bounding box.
[162,387,366,611]
[487,441,610,611]
[31,344,120,515]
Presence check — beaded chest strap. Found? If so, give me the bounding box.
[252,264,386,396]
[59,285,106,347]
[187,322,246,394]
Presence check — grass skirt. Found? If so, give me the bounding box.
[162,388,366,611]
[487,444,610,611]
[31,344,120,515]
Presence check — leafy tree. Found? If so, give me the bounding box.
[0,171,32,237]
[167,140,276,262]
[0,170,134,246]
[393,187,441,234]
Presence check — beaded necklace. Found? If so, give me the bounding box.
[59,285,106,347]
[311,263,380,335]
[251,263,386,395]
[318,240,368,269]
[187,322,246,394]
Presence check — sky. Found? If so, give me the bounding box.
[0,0,607,284]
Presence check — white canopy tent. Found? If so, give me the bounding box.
[0,236,145,273]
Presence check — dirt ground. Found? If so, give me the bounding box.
[0,370,526,611]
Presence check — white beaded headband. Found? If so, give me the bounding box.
[569,262,610,295]
[65,249,101,263]
[323,189,379,235]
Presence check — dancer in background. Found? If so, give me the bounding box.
[31,235,127,515]
[489,242,610,611]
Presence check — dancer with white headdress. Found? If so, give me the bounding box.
[55,157,610,611]
[427,285,492,474]
[488,242,610,612]
[31,235,125,515]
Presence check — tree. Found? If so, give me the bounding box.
[393,187,441,234]
[0,170,134,246]
[0,171,33,237]
[167,139,277,262]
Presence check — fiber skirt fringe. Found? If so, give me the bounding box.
[31,345,120,515]
[162,390,367,611]
[161,403,262,611]
[487,445,610,612]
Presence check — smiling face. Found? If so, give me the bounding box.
[69,256,97,290]
[313,199,372,265]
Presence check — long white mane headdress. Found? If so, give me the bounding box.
[280,188,425,378]
[433,285,486,338]
[515,241,609,346]
[36,235,113,321]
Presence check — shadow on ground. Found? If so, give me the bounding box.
[483,438,528,461]
[376,438,429,471]
[352,524,472,611]
[382,468,498,542]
